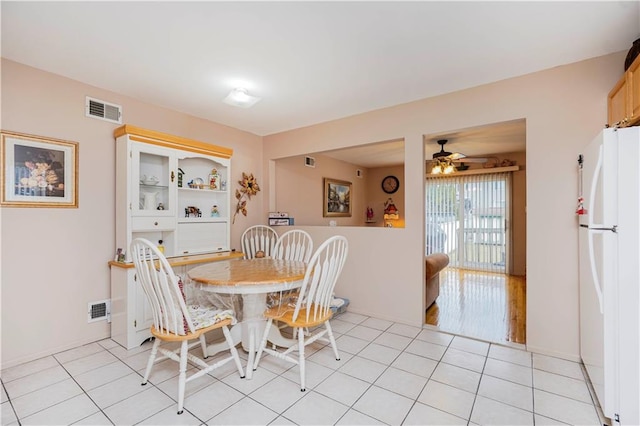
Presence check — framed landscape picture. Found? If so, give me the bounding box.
[323,177,352,217]
[1,130,78,208]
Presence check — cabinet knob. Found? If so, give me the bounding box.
[154,221,158,226]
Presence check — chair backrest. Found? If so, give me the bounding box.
[130,238,193,335]
[241,225,279,259]
[273,229,314,263]
[293,235,349,323]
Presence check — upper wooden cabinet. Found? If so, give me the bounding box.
[608,54,640,128]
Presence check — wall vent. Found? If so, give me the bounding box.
[304,156,316,168]
[356,169,363,178]
[85,96,122,124]
[88,300,111,323]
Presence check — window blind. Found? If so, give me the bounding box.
[426,171,510,273]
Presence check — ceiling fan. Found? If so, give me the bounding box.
[432,139,489,163]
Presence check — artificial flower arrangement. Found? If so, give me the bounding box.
[232,172,260,224]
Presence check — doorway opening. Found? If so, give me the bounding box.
[424,120,526,346]
[425,170,526,345]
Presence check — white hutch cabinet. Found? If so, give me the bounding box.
[109,125,242,349]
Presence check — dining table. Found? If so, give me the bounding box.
[188,258,307,379]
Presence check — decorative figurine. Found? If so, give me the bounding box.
[157,202,165,210]
[211,205,220,217]
[366,206,374,221]
[209,168,219,190]
[185,206,202,217]
[115,248,125,262]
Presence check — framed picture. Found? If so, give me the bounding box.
[323,177,352,217]
[1,131,78,208]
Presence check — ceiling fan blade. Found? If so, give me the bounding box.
[447,152,466,161]
[454,157,489,163]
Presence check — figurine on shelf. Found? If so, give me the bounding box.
[366,206,374,221]
[185,206,202,217]
[115,248,125,262]
[209,168,219,190]
[211,205,220,217]
[157,202,165,210]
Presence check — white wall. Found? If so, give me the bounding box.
[264,52,626,360]
[0,60,264,368]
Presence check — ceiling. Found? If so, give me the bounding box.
[321,119,527,168]
[1,2,638,167]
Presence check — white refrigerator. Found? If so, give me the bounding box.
[578,127,640,425]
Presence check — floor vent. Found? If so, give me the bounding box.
[304,156,316,168]
[88,300,111,323]
[85,96,122,124]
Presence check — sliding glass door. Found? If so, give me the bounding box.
[426,172,510,273]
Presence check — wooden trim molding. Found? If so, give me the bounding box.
[427,165,519,178]
[109,250,244,269]
[114,125,233,159]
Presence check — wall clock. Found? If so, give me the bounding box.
[381,175,399,194]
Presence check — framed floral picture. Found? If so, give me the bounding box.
[1,130,79,208]
[323,177,352,217]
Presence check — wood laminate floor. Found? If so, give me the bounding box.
[425,267,526,345]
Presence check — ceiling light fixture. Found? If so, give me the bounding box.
[223,88,261,108]
[431,157,455,175]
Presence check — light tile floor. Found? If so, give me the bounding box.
[1,312,604,425]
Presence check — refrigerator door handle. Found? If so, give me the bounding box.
[587,229,605,314]
[588,145,605,229]
[586,143,605,314]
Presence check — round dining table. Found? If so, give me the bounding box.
[188,258,306,379]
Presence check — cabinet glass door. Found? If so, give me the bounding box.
[132,144,176,216]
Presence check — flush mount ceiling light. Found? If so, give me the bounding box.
[223,88,261,108]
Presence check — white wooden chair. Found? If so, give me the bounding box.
[241,225,278,259]
[130,238,245,414]
[253,235,349,391]
[273,229,314,263]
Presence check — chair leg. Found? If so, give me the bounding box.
[298,327,306,392]
[222,326,245,378]
[141,338,161,385]
[176,340,189,415]
[199,333,208,358]
[325,322,341,361]
[253,318,273,371]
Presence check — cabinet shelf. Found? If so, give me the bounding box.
[140,183,169,189]
[178,217,229,223]
[178,187,227,193]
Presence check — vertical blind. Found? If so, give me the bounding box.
[426,171,510,273]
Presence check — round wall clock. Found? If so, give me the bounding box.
[381,175,399,194]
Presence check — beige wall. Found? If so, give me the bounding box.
[264,52,625,360]
[0,60,265,368]
[0,51,624,367]
[275,154,405,228]
[274,153,368,226]
[365,166,405,228]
